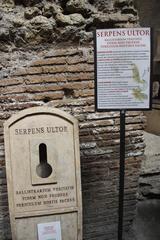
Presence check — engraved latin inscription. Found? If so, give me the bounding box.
[15,126,68,135]
[15,186,76,209]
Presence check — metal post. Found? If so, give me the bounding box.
[118,110,126,240]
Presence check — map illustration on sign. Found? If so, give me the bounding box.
[131,63,149,101]
[37,221,62,240]
[95,28,151,110]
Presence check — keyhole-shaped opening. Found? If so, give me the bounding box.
[36,143,53,178]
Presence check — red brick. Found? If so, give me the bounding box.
[64,81,94,90]
[42,64,94,74]
[74,89,94,98]
[67,64,94,72]
[1,85,26,95]
[79,119,114,128]
[44,48,81,58]
[25,84,62,93]
[30,92,64,101]
[66,55,87,65]
[13,67,43,76]
[31,57,66,66]
[0,102,40,111]
[0,77,24,87]
[13,63,94,77]
[24,74,67,84]
[1,94,29,102]
[51,65,90,76]
[66,72,94,81]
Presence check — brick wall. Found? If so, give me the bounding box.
[0,47,145,239]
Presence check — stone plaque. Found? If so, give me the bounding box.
[4,107,82,240]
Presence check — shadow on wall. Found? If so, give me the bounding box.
[133,200,160,240]
[131,131,160,240]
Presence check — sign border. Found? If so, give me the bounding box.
[94,27,153,112]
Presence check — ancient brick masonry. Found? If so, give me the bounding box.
[0,47,145,239]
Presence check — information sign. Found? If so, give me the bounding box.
[95,28,152,110]
[38,221,62,240]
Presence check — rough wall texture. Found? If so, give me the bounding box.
[0,0,139,80]
[0,0,138,50]
[0,1,144,240]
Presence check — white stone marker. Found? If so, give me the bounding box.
[4,107,82,240]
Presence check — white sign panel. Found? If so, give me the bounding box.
[95,28,151,110]
[38,221,62,240]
